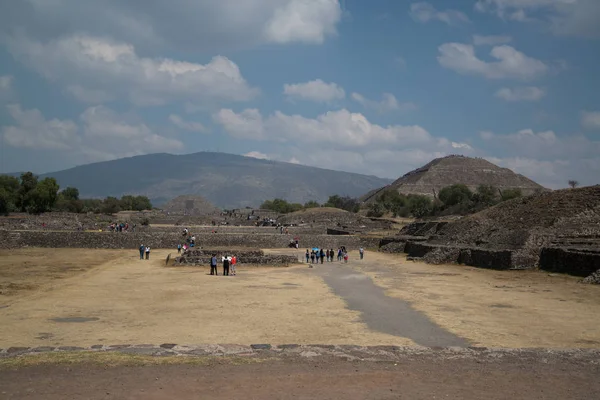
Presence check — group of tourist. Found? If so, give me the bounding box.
[110,222,135,232]
[210,254,238,276]
[305,246,364,265]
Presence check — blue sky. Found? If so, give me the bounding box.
[0,0,599,188]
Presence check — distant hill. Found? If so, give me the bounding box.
[361,155,546,203]
[34,152,392,209]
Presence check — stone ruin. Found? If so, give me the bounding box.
[378,186,600,283]
[173,248,299,267]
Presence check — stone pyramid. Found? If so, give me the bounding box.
[362,155,546,203]
[161,195,220,215]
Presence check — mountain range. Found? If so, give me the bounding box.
[28,152,392,209]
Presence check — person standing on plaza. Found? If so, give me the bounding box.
[139,244,144,260]
[222,255,230,276]
[359,247,364,260]
[231,255,237,276]
[145,246,150,260]
[210,254,218,276]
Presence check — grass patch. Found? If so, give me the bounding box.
[0,352,265,370]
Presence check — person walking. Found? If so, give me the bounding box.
[337,248,342,262]
[210,254,218,276]
[315,250,320,264]
[306,249,310,263]
[310,251,315,264]
[177,244,182,254]
[145,246,150,260]
[320,248,325,264]
[330,249,334,262]
[222,255,230,276]
[139,244,144,260]
[359,247,364,260]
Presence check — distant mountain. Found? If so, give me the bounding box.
[36,152,392,209]
[361,155,547,203]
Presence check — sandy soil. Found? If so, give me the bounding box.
[0,249,125,296]
[1,355,598,400]
[0,248,408,347]
[349,251,600,348]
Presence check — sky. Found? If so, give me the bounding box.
[0,0,599,189]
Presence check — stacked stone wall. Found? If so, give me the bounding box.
[539,248,600,277]
[0,230,378,250]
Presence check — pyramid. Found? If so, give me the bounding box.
[362,155,547,203]
[161,195,220,215]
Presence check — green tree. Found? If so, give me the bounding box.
[438,184,473,206]
[500,188,522,202]
[323,195,360,213]
[366,202,384,218]
[26,177,60,214]
[304,200,320,209]
[61,187,80,201]
[17,172,38,212]
[132,196,152,211]
[473,185,497,205]
[0,175,20,214]
[101,196,121,214]
[407,195,433,218]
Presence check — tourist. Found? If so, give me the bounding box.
[145,246,150,260]
[231,255,237,276]
[359,247,364,260]
[306,249,310,263]
[139,244,144,260]
[320,249,325,264]
[330,249,334,262]
[210,254,218,275]
[343,252,348,263]
[337,248,342,261]
[177,244,182,254]
[222,255,230,276]
[315,250,320,264]
[310,251,315,264]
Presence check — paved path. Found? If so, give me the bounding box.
[310,262,469,347]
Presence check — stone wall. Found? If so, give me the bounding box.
[175,249,299,266]
[0,230,378,250]
[539,247,600,277]
[404,241,516,270]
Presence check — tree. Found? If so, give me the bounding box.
[500,188,522,202]
[26,177,60,214]
[304,200,320,209]
[101,196,121,214]
[0,175,20,214]
[323,195,360,213]
[17,172,38,212]
[61,187,80,201]
[407,195,433,218]
[473,185,497,205]
[132,196,152,211]
[438,184,473,207]
[568,180,579,189]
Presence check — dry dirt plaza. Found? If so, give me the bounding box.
[1,247,599,399]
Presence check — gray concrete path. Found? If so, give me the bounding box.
[309,262,469,347]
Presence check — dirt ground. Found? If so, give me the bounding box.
[1,354,598,400]
[348,251,600,348]
[1,248,599,348]
[0,248,407,347]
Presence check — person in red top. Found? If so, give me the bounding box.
[231,255,237,276]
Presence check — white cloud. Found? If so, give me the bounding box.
[472,34,512,45]
[451,142,473,150]
[283,79,345,103]
[410,2,470,25]
[475,0,600,38]
[0,1,343,51]
[244,151,270,160]
[264,0,342,44]
[66,85,115,104]
[479,127,600,188]
[581,111,600,130]
[3,104,78,150]
[438,43,548,80]
[3,104,183,162]
[289,157,301,164]
[214,109,469,160]
[351,93,417,114]
[6,34,259,107]
[0,75,13,91]
[495,86,546,101]
[169,114,207,133]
